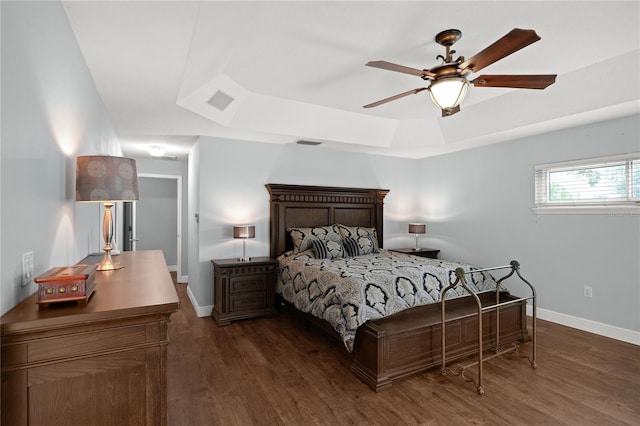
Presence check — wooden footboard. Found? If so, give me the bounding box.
[351,292,528,391]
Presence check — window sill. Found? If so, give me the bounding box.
[532,206,640,215]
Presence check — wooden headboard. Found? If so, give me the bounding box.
[265,184,389,258]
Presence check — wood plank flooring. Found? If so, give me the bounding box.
[167,279,640,426]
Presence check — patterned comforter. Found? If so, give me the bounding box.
[277,249,497,352]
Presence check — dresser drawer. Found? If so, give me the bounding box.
[229,275,267,294]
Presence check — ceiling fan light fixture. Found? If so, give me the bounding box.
[428,77,469,110]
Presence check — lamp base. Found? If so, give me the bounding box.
[97,252,124,271]
[96,202,124,271]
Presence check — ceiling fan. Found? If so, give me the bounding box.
[364,28,556,117]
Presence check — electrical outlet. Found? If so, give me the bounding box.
[583,286,593,298]
[21,251,34,287]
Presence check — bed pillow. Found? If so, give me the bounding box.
[310,233,346,259]
[336,224,380,255]
[288,225,341,253]
[342,236,362,257]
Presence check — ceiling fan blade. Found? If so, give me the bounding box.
[363,87,428,108]
[472,74,557,89]
[366,61,435,79]
[460,28,541,73]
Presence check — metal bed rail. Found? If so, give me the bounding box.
[440,260,537,395]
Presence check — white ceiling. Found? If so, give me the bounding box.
[63,1,640,160]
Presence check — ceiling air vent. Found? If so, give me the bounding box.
[207,90,234,111]
[296,140,322,146]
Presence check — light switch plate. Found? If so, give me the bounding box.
[22,251,34,287]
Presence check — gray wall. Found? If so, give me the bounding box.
[1,1,123,314]
[187,138,420,309]
[417,114,640,332]
[187,143,201,309]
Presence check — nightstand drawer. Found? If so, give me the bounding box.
[230,292,267,312]
[229,275,267,294]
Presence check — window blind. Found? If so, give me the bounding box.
[534,153,640,208]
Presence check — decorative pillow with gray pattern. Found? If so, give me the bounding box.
[336,224,379,255]
[288,225,342,254]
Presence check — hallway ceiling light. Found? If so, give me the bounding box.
[148,145,166,157]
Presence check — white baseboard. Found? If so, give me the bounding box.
[167,265,177,272]
[177,274,188,284]
[527,305,640,346]
[186,285,213,317]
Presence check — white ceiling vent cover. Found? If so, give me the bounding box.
[207,90,234,111]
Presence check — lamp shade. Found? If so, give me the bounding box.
[233,225,255,239]
[76,155,139,202]
[428,77,469,110]
[408,223,426,234]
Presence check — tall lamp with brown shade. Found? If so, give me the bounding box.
[408,223,426,251]
[233,225,255,262]
[76,155,139,271]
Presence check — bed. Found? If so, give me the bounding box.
[266,183,530,391]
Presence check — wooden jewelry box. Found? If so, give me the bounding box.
[34,264,98,307]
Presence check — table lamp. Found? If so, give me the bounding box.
[408,223,426,251]
[233,225,255,262]
[76,155,139,271]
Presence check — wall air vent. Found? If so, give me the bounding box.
[296,140,322,146]
[207,90,234,111]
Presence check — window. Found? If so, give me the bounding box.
[534,153,640,214]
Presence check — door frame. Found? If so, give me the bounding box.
[135,173,184,281]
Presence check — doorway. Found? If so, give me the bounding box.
[123,173,183,279]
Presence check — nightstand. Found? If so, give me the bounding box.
[389,247,440,259]
[211,257,277,326]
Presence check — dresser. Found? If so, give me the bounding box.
[1,250,179,426]
[211,257,277,326]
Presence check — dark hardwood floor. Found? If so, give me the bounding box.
[167,277,640,426]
